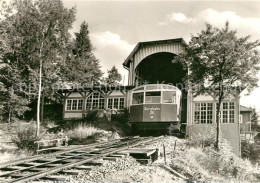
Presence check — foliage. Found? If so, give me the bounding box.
[0,0,76,131]
[111,108,129,123]
[85,110,99,123]
[1,0,76,97]
[188,126,217,148]
[0,88,30,123]
[105,66,122,85]
[178,22,260,148]
[169,126,260,181]
[94,118,131,136]
[12,122,41,152]
[251,107,260,132]
[0,62,30,122]
[241,141,260,164]
[171,141,260,182]
[62,21,102,85]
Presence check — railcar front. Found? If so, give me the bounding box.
[129,84,182,135]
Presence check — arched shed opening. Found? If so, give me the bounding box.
[135,52,187,88]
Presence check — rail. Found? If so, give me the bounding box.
[0,136,163,183]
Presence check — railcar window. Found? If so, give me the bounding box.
[162,91,176,103]
[132,92,144,104]
[145,91,161,103]
[162,85,174,89]
[146,85,161,90]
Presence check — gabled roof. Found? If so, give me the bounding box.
[123,38,187,68]
[240,105,253,112]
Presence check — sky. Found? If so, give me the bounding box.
[62,0,260,111]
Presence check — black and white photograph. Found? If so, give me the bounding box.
[0,0,260,182]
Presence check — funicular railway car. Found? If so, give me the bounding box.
[130,84,182,135]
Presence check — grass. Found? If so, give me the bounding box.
[66,123,120,145]
[66,124,104,140]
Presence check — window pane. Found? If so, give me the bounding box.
[145,91,161,103]
[194,111,200,124]
[146,85,160,90]
[78,100,83,110]
[207,111,213,124]
[194,103,213,124]
[72,100,77,110]
[223,102,228,110]
[201,103,206,110]
[108,98,113,109]
[132,92,144,104]
[66,100,72,110]
[229,102,234,109]
[99,98,105,109]
[92,99,99,109]
[114,98,119,109]
[195,103,200,111]
[93,93,99,98]
[207,103,213,110]
[86,95,92,110]
[223,111,228,123]
[201,111,206,123]
[119,98,125,109]
[162,85,174,89]
[162,91,176,103]
[230,110,234,123]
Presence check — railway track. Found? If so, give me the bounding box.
[0,136,163,183]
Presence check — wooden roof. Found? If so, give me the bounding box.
[123,38,187,68]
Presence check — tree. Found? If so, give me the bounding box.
[1,0,75,135]
[62,21,102,85]
[0,65,30,122]
[251,107,260,132]
[178,22,260,149]
[106,66,122,85]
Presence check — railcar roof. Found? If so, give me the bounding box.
[133,84,181,92]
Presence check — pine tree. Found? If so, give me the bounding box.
[62,21,102,85]
[106,66,122,85]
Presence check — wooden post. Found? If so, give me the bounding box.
[174,140,177,150]
[163,143,166,165]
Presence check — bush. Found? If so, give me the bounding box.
[241,141,260,164]
[189,126,216,148]
[85,110,99,123]
[12,122,40,152]
[171,127,260,182]
[94,119,131,136]
[111,108,129,123]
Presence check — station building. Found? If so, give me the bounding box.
[61,38,242,156]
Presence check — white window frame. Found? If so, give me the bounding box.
[216,102,235,123]
[194,102,213,124]
[86,92,105,110]
[66,99,84,111]
[107,97,125,110]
